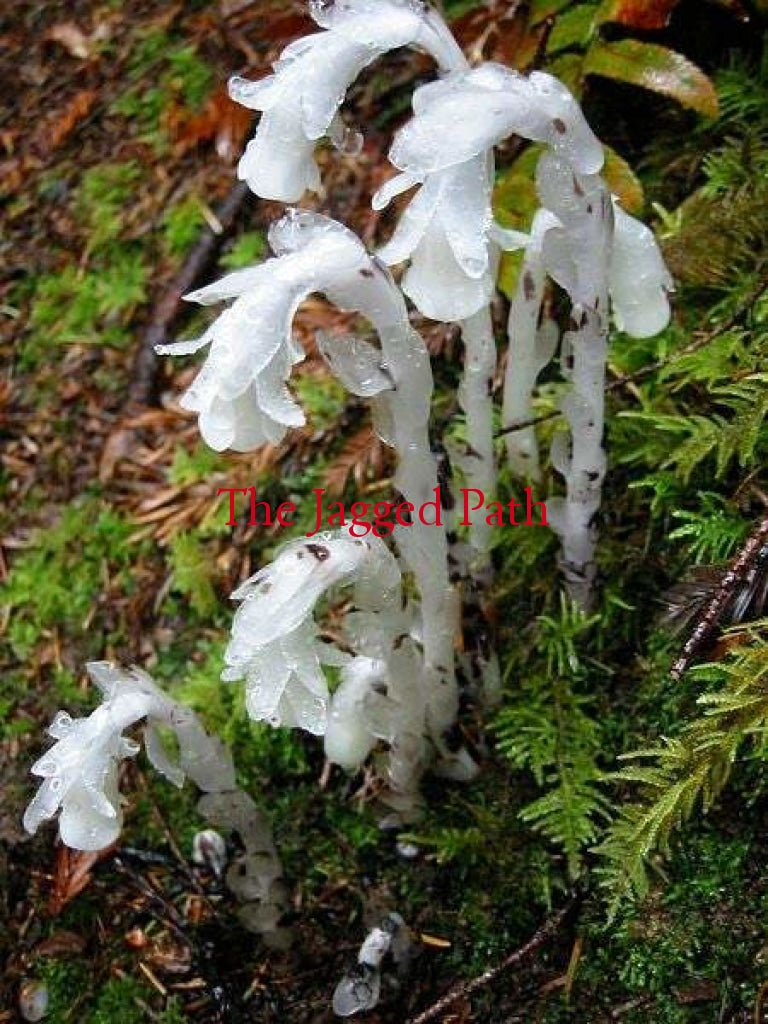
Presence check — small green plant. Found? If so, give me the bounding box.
[162,196,208,258]
[220,230,268,270]
[596,628,768,915]
[4,499,134,659]
[167,531,218,618]
[494,597,610,879]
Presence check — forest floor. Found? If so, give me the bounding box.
[1,1,767,1022]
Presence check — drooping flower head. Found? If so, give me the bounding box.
[223,529,402,735]
[157,210,405,454]
[24,663,235,851]
[229,0,466,201]
[376,64,603,320]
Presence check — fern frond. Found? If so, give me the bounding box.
[596,631,768,916]
[495,598,606,879]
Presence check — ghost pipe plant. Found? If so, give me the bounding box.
[24,2,678,1003]
[160,210,460,762]
[370,55,671,606]
[229,0,466,202]
[502,157,672,605]
[23,663,288,940]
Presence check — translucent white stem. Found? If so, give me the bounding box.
[458,305,497,560]
[502,212,560,481]
[502,249,548,480]
[376,317,459,739]
[546,178,612,609]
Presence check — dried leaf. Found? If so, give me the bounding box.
[45,23,93,60]
[99,427,135,483]
[168,84,252,161]
[35,931,87,957]
[583,40,719,117]
[595,0,682,30]
[49,846,110,916]
[323,425,387,497]
[33,90,97,155]
[602,145,644,215]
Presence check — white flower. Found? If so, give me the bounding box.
[229,0,465,201]
[375,64,602,320]
[24,664,235,851]
[324,656,391,770]
[157,210,404,453]
[388,65,604,181]
[223,530,402,735]
[376,156,503,321]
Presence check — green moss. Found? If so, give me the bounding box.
[75,162,143,251]
[162,197,208,258]
[220,230,268,269]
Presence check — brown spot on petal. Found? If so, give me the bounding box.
[552,117,567,134]
[306,543,331,562]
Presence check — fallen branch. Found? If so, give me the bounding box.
[670,511,768,680]
[130,179,252,406]
[407,899,575,1024]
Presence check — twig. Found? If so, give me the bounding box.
[407,899,575,1024]
[113,856,239,1022]
[130,179,252,406]
[496,408,560,437]
[670,512,768,680]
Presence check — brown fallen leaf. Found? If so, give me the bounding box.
[31,89,97,157]
[34,930,87,957]
[166,84,252,162]
[597,0,682,30]
[49,844,112,915]
[99,427,135,484]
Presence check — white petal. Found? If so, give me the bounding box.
[527,71,604,175]
[198,395,238,452]
[228,73,284,112]
[317,331,393,397]
[401,217,494,320]
[372,171,420,212]
[58,782,122,851]
[254,347,306,427]
[438,157,492,279]
[609,202,673,338]
[377,173,441,265]
[144,723,185,788]
[238,109,320,201]
[185,266,269,305]
[298,35,373,140]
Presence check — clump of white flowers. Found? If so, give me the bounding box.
[25,663,287,940]
[25,0,674,1011]
[24,662,236,850]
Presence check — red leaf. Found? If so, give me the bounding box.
[167,84,252,161]
[596,0,682,30]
